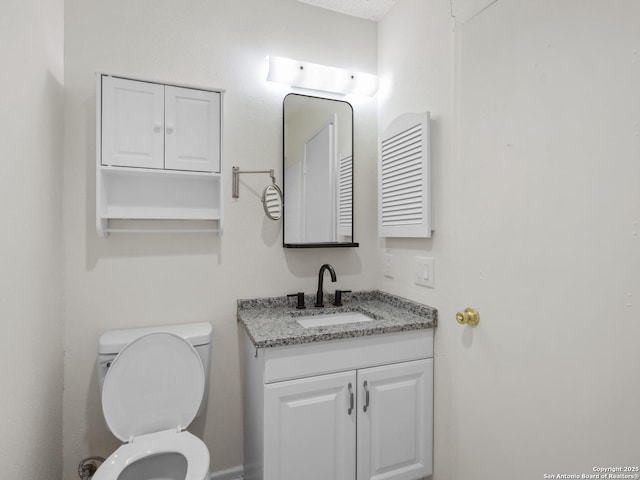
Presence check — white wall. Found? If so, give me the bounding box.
[0,0,64,478]
[62,0,378,477]
[377,0,457,476]
[380,0,640,478]
[377,0,455,307]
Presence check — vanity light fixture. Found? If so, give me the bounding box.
[267,55,378,97]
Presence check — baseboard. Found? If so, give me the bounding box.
[210,465,244,480]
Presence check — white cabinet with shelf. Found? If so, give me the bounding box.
[243,330,434,480]
[96,73,223,236]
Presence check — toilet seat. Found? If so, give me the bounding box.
[95,332,209,480]
[92,430,210,480]
[101,332,205,441]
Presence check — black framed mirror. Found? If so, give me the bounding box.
[283,94,358,248]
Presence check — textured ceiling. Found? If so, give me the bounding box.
[296,0,397,21]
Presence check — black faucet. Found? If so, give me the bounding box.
[315,264,337,307]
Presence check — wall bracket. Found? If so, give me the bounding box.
[232,166,276,198]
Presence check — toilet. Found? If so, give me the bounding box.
[93,322,213,480]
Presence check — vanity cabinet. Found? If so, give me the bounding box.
[96,74,224,236]
[356,359,432,480]
[264,371,356,480]
[243,330,434,480]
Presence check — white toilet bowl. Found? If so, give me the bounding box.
[93,430,209,480]
[93,330,212,480]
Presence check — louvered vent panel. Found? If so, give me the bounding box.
[338,155,353,234]
[379,112,431,238]
[381,124,423,225]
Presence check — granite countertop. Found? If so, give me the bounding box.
[237,290,437,349]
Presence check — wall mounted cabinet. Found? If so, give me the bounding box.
[243,330,434,480]
[379,112,432,238]
[96,73,223,236]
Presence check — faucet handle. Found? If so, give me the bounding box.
[333,290,352,307]
[287,292,306,309]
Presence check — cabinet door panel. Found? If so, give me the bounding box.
[101,77,164,169]
[164,86,220,172]
[357,359,433,480]
[264,371,356,480]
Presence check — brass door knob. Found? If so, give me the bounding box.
[456,307,480,326]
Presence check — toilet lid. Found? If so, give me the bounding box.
[102,332,205,442]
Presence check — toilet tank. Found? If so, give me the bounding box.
[97,322,212,418]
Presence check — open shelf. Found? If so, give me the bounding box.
[97,166,223,236]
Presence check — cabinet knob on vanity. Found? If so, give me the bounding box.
[363,381,370,412]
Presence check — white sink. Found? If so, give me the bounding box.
[295,311,374,328]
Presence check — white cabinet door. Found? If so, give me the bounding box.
[164,85,220,172]
[264,371,357,480]
[357,359,433,480]
[101,77,165,169]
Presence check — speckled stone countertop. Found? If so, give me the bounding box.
[237,290,437,349]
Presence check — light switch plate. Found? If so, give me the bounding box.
[414,256,434,288]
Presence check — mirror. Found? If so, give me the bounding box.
[262,183,283,220]
[283,94,358,247]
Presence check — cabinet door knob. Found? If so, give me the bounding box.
[153,122,162,133]
[348,383,354,415]
[363,381,370,412]
[166,123,174,134]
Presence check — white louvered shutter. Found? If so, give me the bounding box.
[337,154,353,237]
[379,112,432,238]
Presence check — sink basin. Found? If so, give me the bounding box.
[295,311,374,328]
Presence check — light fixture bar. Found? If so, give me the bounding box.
[267,55,378,97]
